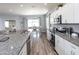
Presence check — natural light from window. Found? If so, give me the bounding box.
[28,18,40,31]
[28,18,39,27]
[5,21,9,28]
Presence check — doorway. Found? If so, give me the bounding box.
[27,18,40,31]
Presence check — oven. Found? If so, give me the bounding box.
[50,27,56,47]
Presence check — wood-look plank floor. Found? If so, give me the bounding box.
[30,30,56,55]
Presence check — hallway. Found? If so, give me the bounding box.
[30,30,56,55]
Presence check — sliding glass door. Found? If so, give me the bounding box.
[28,18,40,31]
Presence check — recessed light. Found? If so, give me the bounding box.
[32,6,36,8]
[20,4,23,7]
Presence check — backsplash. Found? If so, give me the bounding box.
[54,24,79,33]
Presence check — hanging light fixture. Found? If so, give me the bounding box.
[58,4,63,9]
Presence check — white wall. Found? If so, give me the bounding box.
[0,15,46,32]
[40,15,46,32]
[25,15,47,32]
[0,18,5,31]
[23,15,46,32]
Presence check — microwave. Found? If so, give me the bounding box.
[54,15,62,24]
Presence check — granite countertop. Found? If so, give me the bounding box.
[0,31,30,55]
[55,31,79,47]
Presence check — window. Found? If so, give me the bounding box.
[28,18,39,27]
[28,18,40,31]
[5,21,9,28]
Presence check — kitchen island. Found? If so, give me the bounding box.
[0,31,30,55]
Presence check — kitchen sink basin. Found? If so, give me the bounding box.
[56,27,66,33]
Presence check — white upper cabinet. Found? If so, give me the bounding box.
[50,11,57,25]
[50,14,54,25]
[46,16,49,29]
[50,9,62,24]
[73,4,79,23]
[61,3,79,23]
[50,3,79,24]
[61,4,74,23]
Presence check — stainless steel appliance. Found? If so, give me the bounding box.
[54,15,62,24]
[50,27,56,47]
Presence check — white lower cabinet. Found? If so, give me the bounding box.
[69,42,79,55]
[55,35,65,55]
[19,43,27,55]
[62,39,72,55]
[55,34,79,55]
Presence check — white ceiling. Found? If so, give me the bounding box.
[0,3,61,16]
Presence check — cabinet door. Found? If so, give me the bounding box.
[62,4,74,23]
[62,38,79,55]
[46,16,49,29]
[70,48,79,55]
[74,4,79,23]
[55,35,65,55]
[55,35,59,52]
[62,39,72,55]
[69,42,79,55]
[50,10,57,24]
[50,17,54,25]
